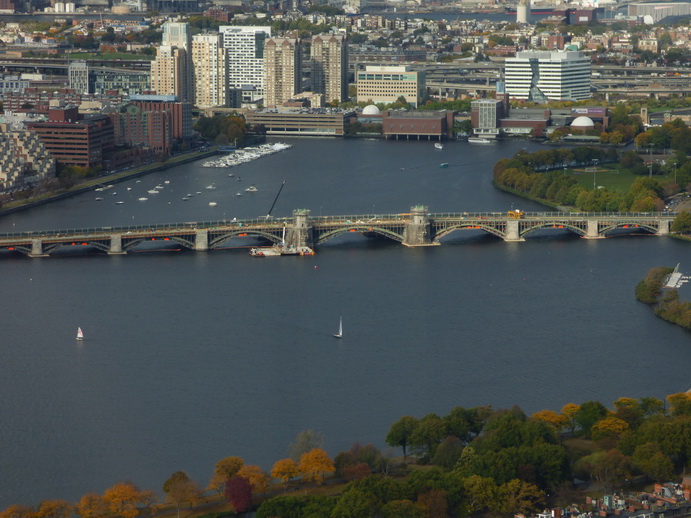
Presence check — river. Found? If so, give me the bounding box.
[0,137,689,508]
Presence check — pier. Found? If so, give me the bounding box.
[0,207,676,258]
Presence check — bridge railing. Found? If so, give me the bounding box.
[0,216,294,240]
[0,212,674,240]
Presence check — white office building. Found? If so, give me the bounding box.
[504,51,591,102]
[220,26,272,103]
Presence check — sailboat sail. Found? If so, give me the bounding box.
[333,317,342,339]
[76,327,84,341]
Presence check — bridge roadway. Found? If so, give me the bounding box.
[0,207,675,258]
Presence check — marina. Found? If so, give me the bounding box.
[202,142,292,168]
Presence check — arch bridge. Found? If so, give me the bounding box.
[0,207,675,258]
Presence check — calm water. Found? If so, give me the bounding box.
[0,138,689,508]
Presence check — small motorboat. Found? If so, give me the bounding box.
[115,201,125,205]
[439,163,449,168]
[209,202,218,207]
[245,185,258,193]
[95,197,104,201]
[236,192,243,197]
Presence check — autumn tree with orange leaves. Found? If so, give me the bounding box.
[271,458,300,490]
[531,410,568,432]
[0,505,34,518]
[208,456,245,494]
[236,465,270,494]
[35,500,71,518]
[74,494,108,518]
[102,482,155,518]
[298,448,335,485]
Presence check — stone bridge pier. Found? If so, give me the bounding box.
[503,220,525,242]
[584,220,604,239]
[403,206,438,247]
[657,219,671,236]
[285,209,314,249]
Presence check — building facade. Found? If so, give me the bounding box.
[0,126,55,193]
[150,45,189,102]
[264,37,301,108]
[109,103,173,153]
[311,34,348,105]
[191,32,225,109]
[355,65,424,107]
[504,50,591,101]
[28,108,115,168]
[129,94,192,141]
[220,26,272,103]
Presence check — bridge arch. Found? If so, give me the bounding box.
[599,222,659,236]
[316,226,404,245]
[520,222,586,238]
[433,223,505,242]
[208,230,282,248]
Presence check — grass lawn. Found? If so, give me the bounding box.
[570,166,674,193]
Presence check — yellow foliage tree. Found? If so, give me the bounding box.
[591,416,630,441]
[74,494,108,518]
[0,505,34,518]
[531,410,568,431]
[666,392,691,416]
[561,403,580,434]
[35,500,71,518]
[271,458,300,490]
[102,482,155,518]
[237,465,270,494]
[298,448,335,485]
[208,456,245,493]
[498,479,546,515]
[613,397,639,410]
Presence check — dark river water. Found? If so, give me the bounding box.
[0,138,689,508]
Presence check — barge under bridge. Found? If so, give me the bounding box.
[0,207,676,258]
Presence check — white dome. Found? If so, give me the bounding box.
[362,105,380,116]
[571,116,595,128]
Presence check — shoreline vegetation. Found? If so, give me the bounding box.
[635,267,691,330]
[4,393,691,518]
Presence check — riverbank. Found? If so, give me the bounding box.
[635,266,691,331]
[0,149,217,218]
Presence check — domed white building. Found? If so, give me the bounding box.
[362,105,380,116]
[571,116,595,131]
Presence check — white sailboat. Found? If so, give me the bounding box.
[333,317,343,339]
[76,327,84,341]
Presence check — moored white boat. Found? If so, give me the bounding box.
[468,137,493,144]
[434,143,444,150]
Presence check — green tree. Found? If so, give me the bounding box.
[672,211,691,233]
[632,442,675,482]
[386,416,418,460]
[380,500,424,518]
[330,487,377,518]
[410,414,447,457]
[574,400,609,438]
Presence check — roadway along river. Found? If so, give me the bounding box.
[0,138,689,508]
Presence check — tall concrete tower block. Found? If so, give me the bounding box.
[517,0,531,24]
[640,106,649,126]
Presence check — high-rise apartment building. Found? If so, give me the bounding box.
[156,22,192,103]
[264,37,301,108]
[219,26,272,103]
[150,45,188,101]
[311,34,348,105]
[191,33,225,108]
[504,51,591,101]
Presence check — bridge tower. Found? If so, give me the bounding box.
[285,209,314,249]
[403,206,438,247]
